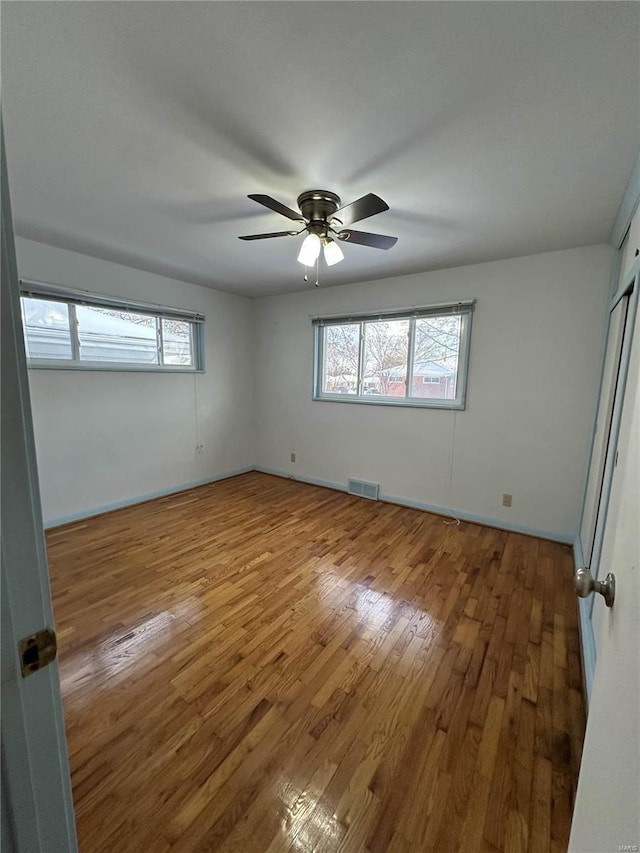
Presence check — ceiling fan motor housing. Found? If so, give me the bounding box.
[239,190,396,251]
[297,190,341,236]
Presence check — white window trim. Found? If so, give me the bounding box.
[20,279,205,373]
[312,301,474,410]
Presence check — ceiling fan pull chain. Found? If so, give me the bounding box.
[315,255,320,287]
[303,267,308,282]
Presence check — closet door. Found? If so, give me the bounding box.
[579,296,628,568]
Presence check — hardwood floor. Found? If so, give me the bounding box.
[46,472,585,852]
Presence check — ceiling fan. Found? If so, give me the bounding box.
[239,190,397,268]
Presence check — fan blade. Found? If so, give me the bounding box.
[335,229,398,250]
[247,194,304,222]
[330,193,389,227]
[238,230,297,240]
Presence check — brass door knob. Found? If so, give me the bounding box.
[574,567,615,608]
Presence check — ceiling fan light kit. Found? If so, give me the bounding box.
[297,232,321,266]
[322,238,344,267]
[239,189,397,284]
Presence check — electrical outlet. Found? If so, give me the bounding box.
[290,452,296,463]
[502,493,512,507]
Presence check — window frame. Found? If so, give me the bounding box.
[312,301,474,410]
[19,279,205,373]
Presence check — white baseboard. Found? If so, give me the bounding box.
[255,466,574,544]
[46,463,576,546]
[43,466,254,529]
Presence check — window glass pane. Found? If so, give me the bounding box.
[76,306,158,364]
[21,297,73,360]
[410,315,461,400]
[323,324,360,394]
[162,319,193,366]
[363,319,409,397]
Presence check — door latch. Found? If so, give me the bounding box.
[19,628,58,677]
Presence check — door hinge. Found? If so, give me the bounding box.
[19,628,57,677]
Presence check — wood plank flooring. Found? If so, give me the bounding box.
[46,472,585,852]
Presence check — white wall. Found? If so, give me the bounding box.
[254,245,612,541]
[16,238,255,525]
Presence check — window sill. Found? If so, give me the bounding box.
[313,394,465,411]
[26,360,203,374]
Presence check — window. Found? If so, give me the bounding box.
[313,301,474,409]
[19,281,204,372]
[21,298,74,361]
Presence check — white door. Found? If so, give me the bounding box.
[569,267,639,851]
[1,121,78,851]
[577,235,639,700]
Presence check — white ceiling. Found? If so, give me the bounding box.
[2,2,638,298]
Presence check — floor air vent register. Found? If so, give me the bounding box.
[347,479,380,500]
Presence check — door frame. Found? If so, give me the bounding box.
[1,118,78,851]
